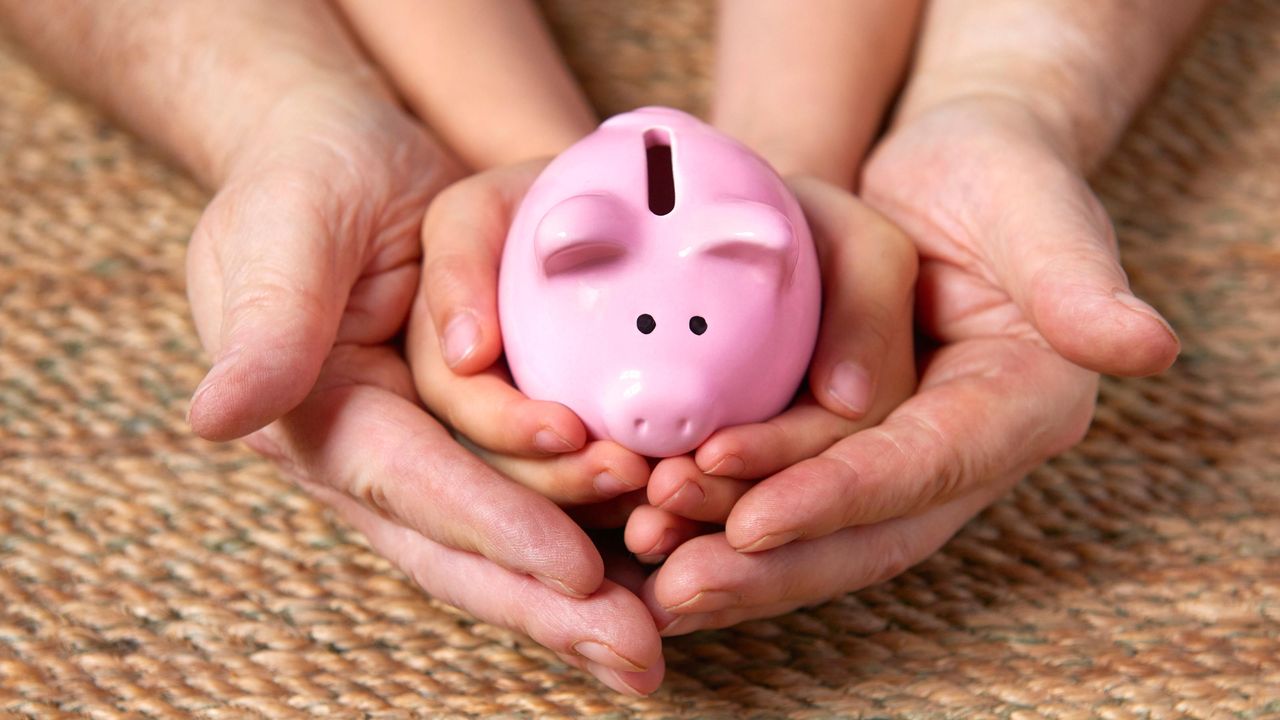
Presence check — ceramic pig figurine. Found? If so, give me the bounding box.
[498,107,821,458]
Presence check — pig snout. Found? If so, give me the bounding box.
[602,370,714,458]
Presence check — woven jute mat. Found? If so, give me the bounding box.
[1,1,1277,717]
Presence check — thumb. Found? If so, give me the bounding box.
[186,181,351,441]
[983,150,1180,377]
[417,160,546,375]
[789,176,917,421]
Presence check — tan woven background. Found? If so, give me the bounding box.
[1,0,1278,717]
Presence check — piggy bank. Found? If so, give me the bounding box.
[498,107,821,458]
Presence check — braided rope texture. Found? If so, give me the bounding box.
[1,0,1277,717]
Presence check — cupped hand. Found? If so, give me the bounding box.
[624,176,919,559]
[406,160,652,510]
[641,94,1179,635]
[183,85,662,692]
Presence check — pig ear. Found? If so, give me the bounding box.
[691,200,798,286]
[535,193,636,277]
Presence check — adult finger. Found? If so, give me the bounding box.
[646,489,997,635]
[987,146,1180,376]
[724,338,1098,552]
[256,344,605,597]
[311,481,663,694]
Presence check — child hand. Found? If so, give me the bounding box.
[406,161,652,510]
[622,177,919,561]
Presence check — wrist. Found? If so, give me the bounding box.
[162,37,397,187]
[895,1,1212,173]
[216,80,461,221]
[211,76,398,185]
[2,0,398,188]
[894,62,1122,173]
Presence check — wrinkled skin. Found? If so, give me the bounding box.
[629,95,1178,635]
[184,86,667,696]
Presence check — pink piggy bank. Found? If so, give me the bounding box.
[498,107,821,458]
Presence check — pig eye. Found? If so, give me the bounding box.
[689,316,708,335]
[636,313,657,334]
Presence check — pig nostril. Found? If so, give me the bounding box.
[679,418,692,435]
[636,313,656,334]
[634,418,648,433]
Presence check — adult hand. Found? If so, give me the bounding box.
[0,0,668,692]
[182,83,663,694]
[622,177,918,561]
[640,0,1187,630]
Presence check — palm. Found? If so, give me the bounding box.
[866,100,1081,335]
[186,86,457,374]
[638,100,1138,636]
[860,96,1115,486]
[180,89,667,693]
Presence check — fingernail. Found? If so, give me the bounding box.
[534,427,577,453]
[532,573,588,599]
[1112,290,1180,343]
[189,347,243,414]
[735,529,802,553]
[573,641,646,672]
[441,311,480,368]
[593,470,634,497]
[584,661,647,697]
[702,453,746,478]
[642,528,679,559]
[827,360,872,416]
[658,615,698,637]
[658,480,705,511]
[663,589,740,614]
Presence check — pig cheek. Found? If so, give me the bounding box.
[702,290,794,422]
[555,275,625,437]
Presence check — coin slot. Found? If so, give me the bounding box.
[644,128,675,216]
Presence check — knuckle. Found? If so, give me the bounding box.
[473,495,551,559]
[518,465,583,505]
[710,431,753,469]
[348,466,398,522]
[226,273,331,325]
[243,425,307,483]
[423,173,504,237]
[361,425,442,524]
[1052,388,1099,455]
[396,554,471,618]
[877,221,920,287]
[877,414,970,517]
[867,529,919,587]
[422,251,480,308]
[759,417,796,459]
[1028,246,1122,303]
[429,174,486,215]
[807,416,854,457]
[845,302,895,353]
